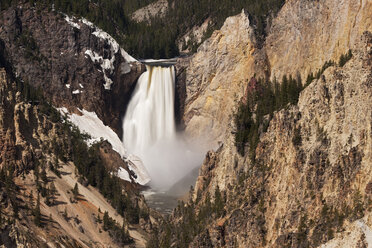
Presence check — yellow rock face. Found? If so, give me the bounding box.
[183,10,266,148]
[183,0,372,151]
[266,0,372,81]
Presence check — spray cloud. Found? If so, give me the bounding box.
[123,65,205,190]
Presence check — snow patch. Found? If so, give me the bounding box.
[80,18,95,29]
[84,50,101,64]
[103,74,113,90]
[72,89,82,94]
[121,48,137,63]
[84,49,114,90]
[79,83,84,89]
[65,84,71,89]
[118,167,131,182]
[357,220,372,247]
[81,17,136,63]
[84,49,115,73]
[57,108,150,185]
[92,30,119,54]
[64,16,81,29]
[63,15,138,90]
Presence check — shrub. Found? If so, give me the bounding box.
[339,50,352,67]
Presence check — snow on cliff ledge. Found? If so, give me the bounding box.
[64,15,137,90]
[58,108,150,185]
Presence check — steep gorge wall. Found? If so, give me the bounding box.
[0,4,145,137]
[182,0,372,148]
[191,30,372,248]
[266,0,372,81]
[176,0,372,247]
[0,67,150,248]
[182,10,268,147]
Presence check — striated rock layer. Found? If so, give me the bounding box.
[191,30,372,248]
[182,10,268,147]
[174,0,372,247]
[182,0,372,149]
[266,0,372,81]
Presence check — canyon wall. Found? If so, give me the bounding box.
[175,0,372,247]
[0,67,150,247]
[182,10,268,147]
[189,29,372,248]
[0,4,145,137]
[183,0,372,149]
[266,0,372,81]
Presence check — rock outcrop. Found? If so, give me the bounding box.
[0,4,145,137]
[190,26,372,248]
[0,67,150,247]
[161,0,372,247]
[177,18,212,54]
[182,0,372,150]
[131,0,169,23]
[266,0,372,81]
[182,10,267,147]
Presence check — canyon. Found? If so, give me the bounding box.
[0,0,371,247]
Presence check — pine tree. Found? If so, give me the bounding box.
[63,207,68,220]
[339,54,346,67]
[274,77,281,109]
[103,211,109,231]
[50,182,56,205]
[72,182,79,200]
[40,166,48,183]
[34,193,41,226]
[188,185,195,203]
[280,75,289,107]
[29,190,34,209]
[45,186,52,206]
[306,72,314,86]
[214,185,224,217]
[34,162,40,182]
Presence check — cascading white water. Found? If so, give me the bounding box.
[123,65,204,190]
[123,65,176,155]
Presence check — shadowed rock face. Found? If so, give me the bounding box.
[174,57,189,131]
[0,4,145,137]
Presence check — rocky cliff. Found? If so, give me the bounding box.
[0,3,145,137]
[192,32,371,247]
[151,0,372,247]
[182,0,372,149]
[0,67,151,247]
[182,10,268,147]
[266,0,372,81]
[131,0,169,23]
[155,29,372,248]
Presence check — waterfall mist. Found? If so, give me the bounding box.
[123,65,205,191]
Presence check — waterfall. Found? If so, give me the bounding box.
[123,65,176,156]
[123,64,203,190]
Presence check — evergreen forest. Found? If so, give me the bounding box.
[1,0,285,59]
